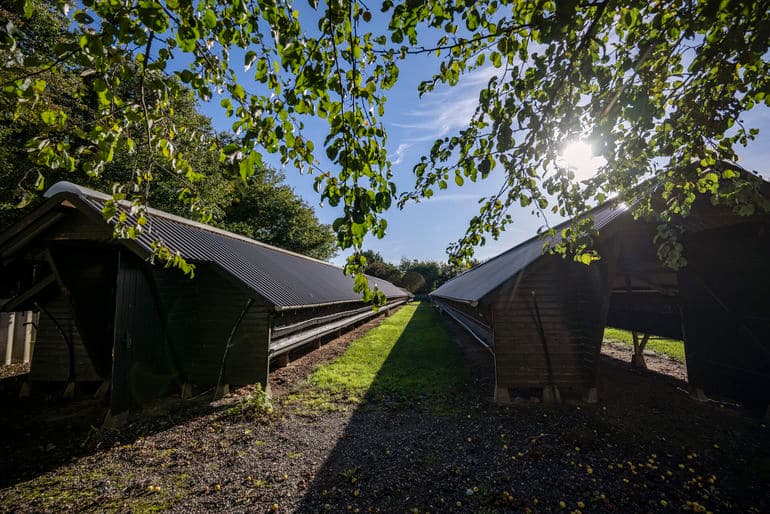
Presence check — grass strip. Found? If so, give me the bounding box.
[298,302,466,406]
[603,327,685,362]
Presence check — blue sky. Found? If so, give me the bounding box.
[196,22,770,267]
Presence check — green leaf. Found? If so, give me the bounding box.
[203,9,217,29]
[23,0,34,18]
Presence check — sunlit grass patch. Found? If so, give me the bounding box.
[289,302,466,411]
[603,327,685,362]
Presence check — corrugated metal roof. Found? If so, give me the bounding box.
[430,201,630,304]
[43,182,410,309]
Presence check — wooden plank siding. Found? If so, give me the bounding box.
[49,243,118,378]
[490,252,614,397]
[30,292,100,382]
[111,251,175,412]
[18,214,117,384]
[151,265,271,390]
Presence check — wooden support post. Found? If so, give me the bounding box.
[23,311,35,364]
[276,353,290,368]
[631,332,650,369]
[180,383,193,399]
[5,312,15,365]
[314,338,322,349]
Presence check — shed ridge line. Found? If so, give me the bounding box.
[44,181,340,270]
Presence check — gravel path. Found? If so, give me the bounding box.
[1,307,769,513]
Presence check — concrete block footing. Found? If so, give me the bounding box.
[583,387,598,404]
[542,385,562,404]
[94,380,111,401]
[63,382,76,400]
[18,381,31,399]
[690,387,709,403]
[275,353,290,367]
[214,383,230,400]
[495,386,511,404]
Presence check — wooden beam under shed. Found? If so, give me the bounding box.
[0,212,65,262]
[1,274,56,312]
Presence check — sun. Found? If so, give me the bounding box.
[558,141,606,181]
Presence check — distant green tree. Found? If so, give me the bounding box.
[365,260,401,284]
[397,258,467,294]
[217,169,337,260]
[396,270,426,294]
[360,249,385,264]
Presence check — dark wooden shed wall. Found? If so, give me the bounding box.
[30,292,100,382]
[49,243,117,378]
[679,223,770,406]
[490,251,613,396]
[111,251,176,411]
[151,266,271,389]
[18,205,273,392]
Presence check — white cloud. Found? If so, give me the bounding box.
[388,143,413,165]
[424,193,480,203]
[392,66,502,142]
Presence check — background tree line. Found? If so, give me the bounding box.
[361,250,472,294]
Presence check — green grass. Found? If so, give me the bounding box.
[603,327,686,362]
[287,302,466,410]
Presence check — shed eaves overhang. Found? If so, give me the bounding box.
[2,182,410,311]
[430,199,631,304]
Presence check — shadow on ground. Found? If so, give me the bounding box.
[0,380,230,489]
[1,303,769,512]
[293,304,770,513]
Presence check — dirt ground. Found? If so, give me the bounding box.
[1,307,769,513]
[0,362,29,380]
[601,341,688,382]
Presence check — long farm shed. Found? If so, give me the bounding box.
[432,169,770,409]
[0,182,410,415]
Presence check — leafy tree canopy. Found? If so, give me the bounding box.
[2,0,769,300]
[0,0,336,261]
